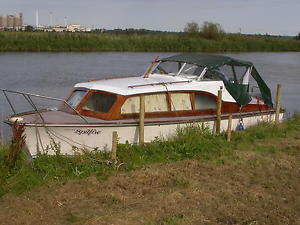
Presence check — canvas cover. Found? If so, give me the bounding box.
[160,54,273,107]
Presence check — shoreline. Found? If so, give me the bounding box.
[1,32,300,52]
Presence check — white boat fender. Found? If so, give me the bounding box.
[9,117,23,123]
[236,118,245,131]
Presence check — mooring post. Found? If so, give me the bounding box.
[0,111,3,147]
[275,84,282,123]
[0,124,2,148]
[139,95,145,144]
[227,114,233,142]
[216,88,223,134]
[111,131,118,161]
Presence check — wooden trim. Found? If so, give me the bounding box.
[19,109,278,127]
[190,92,195,111]
[67,88,272,121]
[77,90,122,120]
[166,92,172,112]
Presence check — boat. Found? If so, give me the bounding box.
[2,53,284,156]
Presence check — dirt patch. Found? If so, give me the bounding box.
[0,150,299,225]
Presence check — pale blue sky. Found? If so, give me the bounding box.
[1,0,299,35]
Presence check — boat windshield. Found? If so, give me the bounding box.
[153,61,179,75]
[66,90,86,108]
[153,61,207,79]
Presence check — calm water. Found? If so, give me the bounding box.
[0,52,300,139]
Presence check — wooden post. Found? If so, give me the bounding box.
[275,84,282,123]
[216,89,223,134]
[0,124,2,148]
[139,95,145,144]
[227,115,233,142]
[143,56,160,78]
[111,131,118,161]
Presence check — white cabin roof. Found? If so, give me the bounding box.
[74,74,236,102]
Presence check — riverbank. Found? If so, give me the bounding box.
[0,116,299,224]
[0,32,300,52]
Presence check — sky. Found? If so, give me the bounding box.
[1,0,299,35]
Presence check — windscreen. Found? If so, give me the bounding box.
[153,61,180,75]
[66,90,86,108]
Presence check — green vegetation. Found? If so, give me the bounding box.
[184,21,225,40]
[1,115,300,197]
[0,30,300,52]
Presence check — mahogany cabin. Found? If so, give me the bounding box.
[62,87,270,121]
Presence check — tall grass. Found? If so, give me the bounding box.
[0,115,300,197]
[0,32,299,52]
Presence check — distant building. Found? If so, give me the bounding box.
[52,25,67,32]
[0,13,23,30]
[0,15,7,27]
[67,24,80,32]
[67,24,91,32]
[40,24,91,32]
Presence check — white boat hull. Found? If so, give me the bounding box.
[22,112,284,156]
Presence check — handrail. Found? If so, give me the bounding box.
[1,89,89,124]
[128,80,192,89]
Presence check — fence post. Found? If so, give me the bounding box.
[216,88,223,134]
[227,115,233,142]
[111,131,118,161]
[275,84,282,123]
[139,95,145,144]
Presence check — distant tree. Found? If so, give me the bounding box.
[25,25,34,32]
[184,22,200,35]
[200,21,225,40]
[296,32,300,40]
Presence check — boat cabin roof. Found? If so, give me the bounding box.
[74,74,226,97]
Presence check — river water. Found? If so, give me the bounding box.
[0,52,300,140]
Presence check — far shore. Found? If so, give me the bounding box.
[0,32,300,52]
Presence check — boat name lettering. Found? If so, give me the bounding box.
[74,129,101,136]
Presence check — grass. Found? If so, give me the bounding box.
[0,32,299,52]
[0,115,300,197]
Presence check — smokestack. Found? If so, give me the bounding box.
[64,16,67,27]
[50,12,53,27]
[36,10,39,27]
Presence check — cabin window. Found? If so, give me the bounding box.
[170,93,192,111]
[194,94,217,110]
[67,90,86,108]
[153,62,179,75]
[121,96,140,114]
[145,94,168,112]
[82,92,116,113]
[121,93,168,114]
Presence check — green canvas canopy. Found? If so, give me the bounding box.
[161,53,253,69]
[160,54,273,107]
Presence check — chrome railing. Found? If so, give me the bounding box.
[1,89,88,124]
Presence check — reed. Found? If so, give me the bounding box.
[0,32,299,52]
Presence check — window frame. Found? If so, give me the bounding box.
[120,92,171,118]
[193,91,218,112]
[77,90,120,120]
[65,89,222,120]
